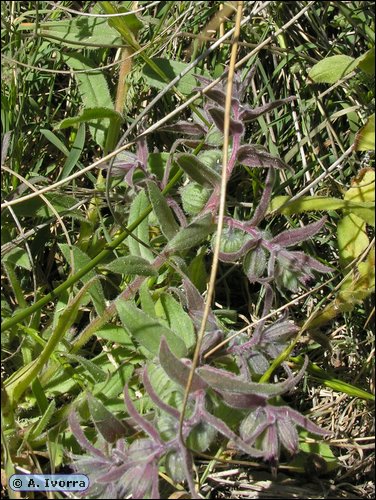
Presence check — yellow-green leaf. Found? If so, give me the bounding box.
[354,114,375,151]
[308,55,358,84]
[337,214,369,269]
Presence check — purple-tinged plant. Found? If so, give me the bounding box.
[105,135,150,187]
[239,404,331,465]
[68,69,333,499]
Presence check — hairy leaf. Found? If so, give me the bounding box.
[101,255,158,276]
[207,107,244,135]
[159,337,207,392]
[166,213,215,253]
[175,153,221,188]
[147,180,179,239]
[116,301,187,358]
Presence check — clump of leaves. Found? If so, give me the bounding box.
[69,69,332,498]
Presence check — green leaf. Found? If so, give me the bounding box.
[3,247,31,270]
[175,153,221,188]
[56,108,122,131]
[308,55,358,84]
[344,168,375,203]
[148,152,169,180]
[188,249,208,293]
[337,214,369,269]
[356,47,375,75]
[142,58,209,95]
[36,17,122,48]
[95,324,133,346]
[127,191,154,262]
[106,4,143,34]
[147,180,179,240]
[354,114,375,151]
[268,195,375,226]
[289,430,339,473]
[63,353,107,384]
[93,362,134,399]
[166,213,215,253]
[10,192,86,220]
[290,355,375,401]
[101,255,157,276]
[27,400,56,440]
[40,129,69,156]
[59,244,105,315]
[139,281,157,318]
[5,284,92,405]
[155,293,196,351]
[59,123,85,179]
[62,53,114,148]
[116,300,187,358]
[187,422,217,452]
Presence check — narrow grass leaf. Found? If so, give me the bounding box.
[59,244,105,315]
[59,123,85,179]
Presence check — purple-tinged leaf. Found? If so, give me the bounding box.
[207,107,244,135]
[193,87,238,108]
[240,407,269,443]
[176,436,197,498]
[184,277,205,314]
[262,320,299,343]
[263,424,279,462]
[271,217,327,247]
[286,251,333,273]
[143,368,180,420]
[136,135,148,168]
[68,411,108,460]
[197,357,309,397]
[150,462,161,500]
[183,278,218,331]
[124,385,163,444]
[283,407,331,437]
[159,337,208,392]
[248,167,276,226]
[96,462,130,483]
[218,236,260,263]
[194,74,214,87]
[220,390,267,409]
[87,393,131,443]
[132,463,154,499]
[237,145,289,170]
[237,66,257,101]
[203,410,265,458]
[175,153,221,188]
[160,121,207,137]
[276,417,299,455]
[167,197,188,227]
[239,96,296,122]
[199,329,224,357]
